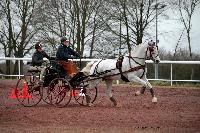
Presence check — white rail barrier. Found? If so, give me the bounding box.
[0,57,200,86]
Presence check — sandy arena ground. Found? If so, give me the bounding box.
[0,79,200,133]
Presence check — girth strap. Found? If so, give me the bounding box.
[129,65,146,79]
[128,65,145,72]
[116,56,129,82]
[116,56,124,69]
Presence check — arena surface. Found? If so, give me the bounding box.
[0,80,200,133]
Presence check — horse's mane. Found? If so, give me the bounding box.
[125,43,147,56]
[134,43,147,51]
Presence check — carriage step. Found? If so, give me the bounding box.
[73,84,89,90]
[28,69,41,73]
[79,84,89,88]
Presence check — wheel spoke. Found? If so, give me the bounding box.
[15,73,42,107]
[47,78,71,107]
[74,86,97,106]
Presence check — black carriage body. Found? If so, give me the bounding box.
[43,68,58,87]
[43,60,66,87]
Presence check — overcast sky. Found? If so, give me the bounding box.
[157,7,200,53]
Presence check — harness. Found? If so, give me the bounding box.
[116,56,129,82]
[117,56,145,82]
[90,44,157,81]
[91,56,145,82]
[93,59,116,77]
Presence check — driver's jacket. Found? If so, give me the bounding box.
[56,44,80,61]
[32,50,50,66]
[56,44,80,76]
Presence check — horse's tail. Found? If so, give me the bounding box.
[81,61,94,75]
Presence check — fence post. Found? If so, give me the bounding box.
[18,59,21,79]
[170,63,173,86]
[155,64,158,79]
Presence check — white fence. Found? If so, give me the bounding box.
[0,57,200,86]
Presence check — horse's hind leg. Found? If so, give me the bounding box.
[105,79,117,106]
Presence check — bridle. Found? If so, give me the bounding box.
[146,44,159,61]
[127,43,159,67]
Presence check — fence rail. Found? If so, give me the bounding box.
[0,57,200,86]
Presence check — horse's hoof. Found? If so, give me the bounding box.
[135,91,141,96]
[116,103,122,108]
[110,97,117,106]
[113,102,117,107]
[152,97,157,103]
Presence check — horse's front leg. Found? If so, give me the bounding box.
[135,86,146,95]
[141,76,157,102]
[135,68,148,95]
[135,75,151,96]
[128,75,157,103]
[105,79,117,106]
[145,80,157,103]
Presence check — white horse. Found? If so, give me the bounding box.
[81,41,160,106]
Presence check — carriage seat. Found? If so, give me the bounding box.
[27,65,42,73]
[27,69,41,73]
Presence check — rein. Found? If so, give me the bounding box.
[81,64,145,83]
[84,56,146,83]
[127,47,148,68]
[83,44,158,82]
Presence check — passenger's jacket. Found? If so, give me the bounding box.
[31,50,50,66]
[56,44,80,61]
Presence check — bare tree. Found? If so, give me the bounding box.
[178,0,200,58]
[0,0,13,75]
[68,0,105,56]
[102,0,167,55]
[0,0,40,75]
[176,0,200,80]
[34,0,106,57]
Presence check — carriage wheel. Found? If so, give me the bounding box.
[47,78,72,107]
[15,74,42,107]
[73,86,97,106]
[40,86,52,105]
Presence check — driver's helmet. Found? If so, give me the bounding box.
[35,42,42,49]
[61,36,69,43]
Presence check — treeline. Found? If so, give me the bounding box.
[0,0,199,77]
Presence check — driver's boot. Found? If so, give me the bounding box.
[69,72,85,87]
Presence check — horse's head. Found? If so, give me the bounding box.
[146,41,160,64]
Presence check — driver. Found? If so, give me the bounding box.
[56,36,80,77]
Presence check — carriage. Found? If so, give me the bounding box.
[15,58,98,107]
[15,41,160,107]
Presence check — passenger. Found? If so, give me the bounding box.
[29,42,50,89]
